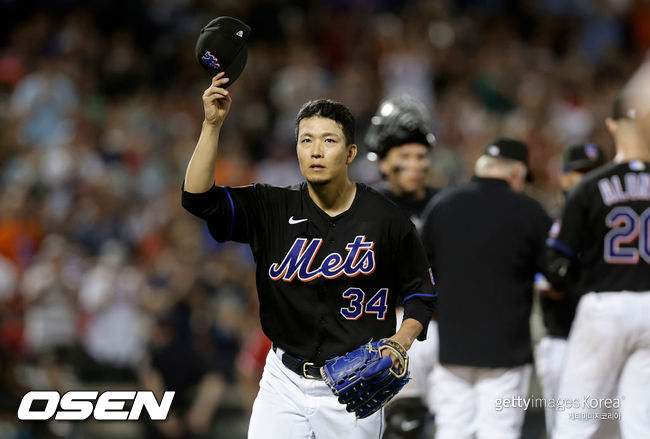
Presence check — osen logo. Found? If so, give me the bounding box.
[18,391,175,421]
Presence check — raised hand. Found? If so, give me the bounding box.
[202,72,231,126]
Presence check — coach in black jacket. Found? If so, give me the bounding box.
[421,138,551,439]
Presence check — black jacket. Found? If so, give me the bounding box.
[421,177,551,367]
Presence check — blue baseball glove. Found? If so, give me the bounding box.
[320,338,410,419]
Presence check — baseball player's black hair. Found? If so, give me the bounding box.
[295,99,355,146]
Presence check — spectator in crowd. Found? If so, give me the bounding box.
[77,240,145,382]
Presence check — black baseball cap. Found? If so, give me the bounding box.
[195,17,251,87]
[483,138,532,181]
[563,142,605,173]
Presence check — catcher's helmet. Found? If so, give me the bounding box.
[364,96,436,160]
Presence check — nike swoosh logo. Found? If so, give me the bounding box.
[288,216,308,224]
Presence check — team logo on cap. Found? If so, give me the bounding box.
[236,30,244,37]
[487,145,500,156]
[201,51,220,70]
[584,143,599,160]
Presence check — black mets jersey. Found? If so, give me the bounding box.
[182,182,436,364]
[547,161,650,295]
[541,214,580,339]
[378,186,438,232]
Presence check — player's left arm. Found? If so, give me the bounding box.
[383,318,423,371]
[394,226,437,342]
[389,318,423,351]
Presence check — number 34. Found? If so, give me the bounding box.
[340,287,389,320]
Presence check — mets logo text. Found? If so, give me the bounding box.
[201,51,220,70]
[269,236,375,282]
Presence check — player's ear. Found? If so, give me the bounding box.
[605,117,618,138]
[346,143,357,165]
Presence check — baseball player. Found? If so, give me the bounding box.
[534,142,607,436]
[364,95,438,231]
[181,73,436,438]
[364,96,438,438]
[421,138,552,439]
[547,91,650,438]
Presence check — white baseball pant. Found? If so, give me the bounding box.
[553,291,650,439]
[433,363,531,439]
[535,335,621,439]
[535,336,568,435]
[248,347,384,438]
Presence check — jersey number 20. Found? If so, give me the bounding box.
[340,287,388,320]
[604,207,650,264]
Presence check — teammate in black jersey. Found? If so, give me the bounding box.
[181,73,436,438]
[547,89,650,438]
[364,96,438,231]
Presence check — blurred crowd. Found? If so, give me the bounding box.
[0,0,649,437]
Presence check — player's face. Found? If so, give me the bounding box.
[380,143,430,195]
[296,116,356,186]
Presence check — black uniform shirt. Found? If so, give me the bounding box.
[547,161,650,295]
[541,210,580,339]
[421,177,551,368]
[378,186,438,231]
[182,182,436,364]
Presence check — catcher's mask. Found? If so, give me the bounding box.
[364,96,436,161]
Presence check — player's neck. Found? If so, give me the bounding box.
[613,136,650,163]
[387,181,426,200]
[307,178,357,217]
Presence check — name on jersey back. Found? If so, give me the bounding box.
[598,172,650,206]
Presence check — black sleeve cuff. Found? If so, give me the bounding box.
[181,183,221,219]
[403,296,437,341]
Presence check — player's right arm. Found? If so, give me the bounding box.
[181,75,267,246]
[184,72,231,193]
